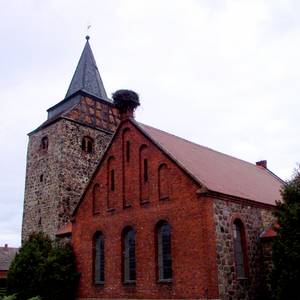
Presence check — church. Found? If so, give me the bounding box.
[22,37,282,300]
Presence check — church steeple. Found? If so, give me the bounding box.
[65,36,109,101]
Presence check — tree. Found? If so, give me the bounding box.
[6,233,79,300]
[272,169,300,300]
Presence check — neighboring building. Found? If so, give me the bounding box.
[72,98,282,299]
[22,36,120,241]
[22,37,283,299]
[0,244,18,295]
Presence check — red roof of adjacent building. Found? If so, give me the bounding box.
[137,122,283,206]
[56,222,72,237]
[260,224,278,239]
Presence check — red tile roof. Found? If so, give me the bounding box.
[56,222,72,237]
[260,224,278,239]
[138,122,283,206]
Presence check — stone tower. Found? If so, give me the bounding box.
[22,36,120,241]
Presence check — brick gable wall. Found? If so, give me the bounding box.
[72,120,219,299]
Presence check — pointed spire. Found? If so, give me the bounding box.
[65,36,109,101]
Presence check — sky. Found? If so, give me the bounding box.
[0,0,300,247]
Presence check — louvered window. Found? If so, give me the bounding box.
[94,232,105,284]
[157,222,172,281]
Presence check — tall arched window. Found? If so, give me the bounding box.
[122,227,136,283]
[233,219,248,278]
[158,163,169,200]
[82,136,94,154]
[94,232,105,284]
[92,184,100,214]
[157,221,172,281]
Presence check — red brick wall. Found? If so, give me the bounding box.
[72,120,219,299]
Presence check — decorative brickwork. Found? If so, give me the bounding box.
[213,199,275,300]
[22,97,119,241]
[72,120,219,299]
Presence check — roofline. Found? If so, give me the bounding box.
[205,190,276,209]
[28,116,115,136]
[47,89,113,113]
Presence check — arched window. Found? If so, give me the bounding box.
[94,232,105,284]
[82,136,94,154]
[158,163,169,200]
[157,221,172,281]
[41,136,48,151]
[122,227,136,283]
[92,184,100,214]
[233,219,248,278]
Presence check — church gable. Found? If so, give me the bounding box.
[74,119,201,218]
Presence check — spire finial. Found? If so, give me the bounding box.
[85,35,90,41]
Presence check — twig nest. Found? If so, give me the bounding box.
[112,89,140,110]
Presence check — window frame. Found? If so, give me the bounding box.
[122,226,136,284]
[93,231,105,285]
[156,221,172,283]
[232,218,248,279]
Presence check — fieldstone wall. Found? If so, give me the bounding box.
[213,199,275,300]
[22,118,112,241]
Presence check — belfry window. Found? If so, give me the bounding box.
[157,221,172,281]
[233,219,248,278]
[82,136,94,154]
[94,232,105,284]
[41,136,48,151]
[123,227,136,283]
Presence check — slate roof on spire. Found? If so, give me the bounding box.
[65,36,109,101]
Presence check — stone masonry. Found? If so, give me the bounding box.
[22,95,120,241]
[213,198,275,300]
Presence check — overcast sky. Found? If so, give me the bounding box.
[1,0,300,247]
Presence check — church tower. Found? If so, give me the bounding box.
[22,37,120,241]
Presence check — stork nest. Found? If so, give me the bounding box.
[112,89,140,110]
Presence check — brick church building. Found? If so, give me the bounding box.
[22,37,283,299]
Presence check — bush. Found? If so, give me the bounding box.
[6,233,79,300]
[271,169,300,300]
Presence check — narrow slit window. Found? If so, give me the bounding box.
[82,136,94,154]
[157,221,172,281]
[41,137,48,151]
[123,227,136,283]
[143,159,148,182]
[94,232,105,284]
[110,170,115,191]
[126,141,130,162]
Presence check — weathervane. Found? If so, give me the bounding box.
[86,23,91,40]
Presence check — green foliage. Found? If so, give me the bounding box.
[272,169,300,300]
[1,295,17,300]
[27,297,42,300]
[6,233,79,300]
